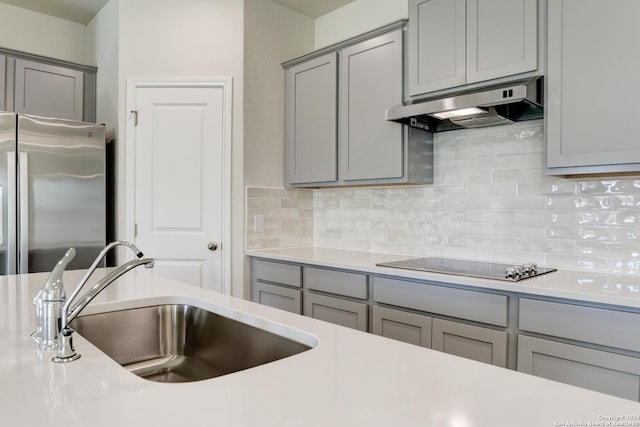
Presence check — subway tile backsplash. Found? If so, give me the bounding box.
[247,119,640,275]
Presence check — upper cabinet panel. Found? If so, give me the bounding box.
[339,30,404,182]
[0,55,6,112]
[466,0,538,84]
[284,53,338,186]
[408,0,540,99]
[408,0,466,95]
[14,59,84,122]
[546,0,640,174]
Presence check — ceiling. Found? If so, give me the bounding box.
[0,0,356,24]
[270,0,356,18]
[0,0,109,24]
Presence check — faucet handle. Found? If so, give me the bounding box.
[33,248,76,350]
[41,248,76,301]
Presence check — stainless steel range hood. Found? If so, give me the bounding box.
[385,77,543,132]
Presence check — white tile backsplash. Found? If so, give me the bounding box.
[247,119,640,275]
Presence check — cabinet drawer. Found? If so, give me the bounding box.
[304,292,368,332]
[253,259,301,288]
[252,282,302,314]
[305,267,368,299]
[373,276,507,327]
[519,298,640,353]
[518,335,640,401]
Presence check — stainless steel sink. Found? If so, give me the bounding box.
[70,304,313,383]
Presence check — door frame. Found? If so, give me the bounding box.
[124,77,233,294]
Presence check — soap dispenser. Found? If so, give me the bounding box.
[33,248,76,350]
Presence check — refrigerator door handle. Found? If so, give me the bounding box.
[7,151,17,275]
[18,151,28,274]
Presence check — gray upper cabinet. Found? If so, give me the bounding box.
[338,30,405,183]
[283,22,434,188]
[14,59,85,121]
[284,53,337,186]
[408,0,539,98]
[1,50,97,123]
[545,0,640,174]
[408,0,466,96]
[0,55,6,112]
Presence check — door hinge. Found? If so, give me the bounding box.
[131,110,138,126]
[134,223,138,238]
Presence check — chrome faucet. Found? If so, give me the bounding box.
[51,241,154,363]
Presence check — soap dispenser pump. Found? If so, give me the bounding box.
[33,248,76,350]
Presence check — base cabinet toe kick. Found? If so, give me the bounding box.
[250,256,640,401]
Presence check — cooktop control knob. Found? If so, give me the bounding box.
[505,267,515,279]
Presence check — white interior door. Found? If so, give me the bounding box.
[126,78,231,293]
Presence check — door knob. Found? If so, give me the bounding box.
[207,241,219,251]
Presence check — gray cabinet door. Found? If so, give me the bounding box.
[466,0,538,84]
[546,1,640,173]
[284,53,337,186]
[432,318,507,367]
[517,335,640,401]
[252,282,302,314]
[14,59,84,121]
[338,29,404,182]
[0,55,5,112]
[408,0,466,96]
[304,292,368,332]
[372,305,432,348]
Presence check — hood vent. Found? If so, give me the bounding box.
[386,78,543,132]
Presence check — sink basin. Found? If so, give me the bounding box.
[70,304,313,383]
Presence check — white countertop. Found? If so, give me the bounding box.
[246,247,640,309]
[2,267,640,426]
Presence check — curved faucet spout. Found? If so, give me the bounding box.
[64,257,154,326]
[66,241,143,311]
[52,242,154,363]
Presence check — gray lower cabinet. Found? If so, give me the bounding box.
[517,335,640,402]
[432,318,507,367]
[303,266,368,331]
[252,282,301,314]
[304,292,368,332]
[518,297,640,401]
[251,259,302,314]
[372,305,507,367]
[373,276,508,327]
[249,256,640,400]
[372,305,432,348]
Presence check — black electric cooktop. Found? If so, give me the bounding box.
[376,257,557,282]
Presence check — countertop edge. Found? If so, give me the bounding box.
[246,247,640,310]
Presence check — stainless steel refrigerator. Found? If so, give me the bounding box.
[0,112,106,274]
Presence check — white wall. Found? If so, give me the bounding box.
[113,0,245,296]
[0,3,88,64]
[244,0,314,188]
[86,0,119,139]
[315,0,407,49]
